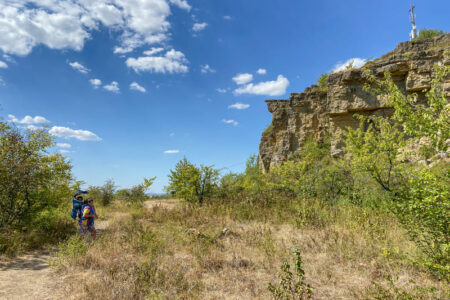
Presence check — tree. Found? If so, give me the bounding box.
[0,123,72,227]
[344,62,450,276]
[167,157,219,205]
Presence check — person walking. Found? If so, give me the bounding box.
[79,198,98,239]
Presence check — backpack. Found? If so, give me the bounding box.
[71,198,84,220]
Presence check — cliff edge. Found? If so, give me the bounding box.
[258,34,450,172]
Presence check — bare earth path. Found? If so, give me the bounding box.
[0,251,65,300]
[0,199,178,300]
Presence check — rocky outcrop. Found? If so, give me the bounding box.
[259,34,450,172]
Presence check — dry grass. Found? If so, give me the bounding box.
[52,199,449,299]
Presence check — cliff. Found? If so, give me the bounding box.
[258,34,450,172]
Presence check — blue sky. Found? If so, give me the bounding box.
[0,0,448,193]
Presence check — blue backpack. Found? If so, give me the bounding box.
[71,190,88,220]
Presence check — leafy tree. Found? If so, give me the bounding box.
[316,73,328,92]
[345,63,450,276]
[167,157,219,205]
[101,179,116,206]
[0,124,72,227]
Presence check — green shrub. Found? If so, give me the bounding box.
[263,124,273,136]
[413,29,445,41]
[268,248,313,299]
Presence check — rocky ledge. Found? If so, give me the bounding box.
[259,34,450,172]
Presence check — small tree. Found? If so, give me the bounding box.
[344,63,449,276]
[167,157,219,205]
[0,123,72,227]
[101,179,116,206]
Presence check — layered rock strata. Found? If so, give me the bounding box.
[259,34,450,172]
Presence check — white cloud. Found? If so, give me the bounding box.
[2,54,15,63]
[192,22,208,32]
[49,126,101,141]
[228,103,250,110]
[223,16,231,20]
[216,88,227,93]
[59,149,70,154]
[201,64,215,74]
[56,143,71,148]
[89,78,102,88]
[0,77,4,86]
[232,73,253,85]
[169,0,191,11]
[0,0,189,56]
[0,60,7,68]
[257,68,267,75]
[68,61,90,74]
[113,47,134,54]
[130,82,146,93]
[126,49,188,74]
[169,132,175,137]
[164,149,179,154]
[332,58,367,73]
[8,114,50,124]
[143,47,165,56]
[104,81,120,93]
[24,124,40,131]
[234,75,289,97]
[222,119,238,126]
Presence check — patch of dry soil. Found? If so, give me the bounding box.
[0,251,65,300]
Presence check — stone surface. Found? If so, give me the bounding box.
[259,34,450,172]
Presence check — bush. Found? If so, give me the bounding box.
[413,29,445,41]
[167,157,219,205]
[268,248,313,299]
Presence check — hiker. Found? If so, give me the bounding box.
[79,198,98,239]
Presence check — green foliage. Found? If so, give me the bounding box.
[316,73,328,92]
[0,121,75,255]
[167,157,219,205]
[115,177,155,204]
[0,124,72,226]
[345,64,450,276]
[368,273,439,299]
[413,29,445,41]
[268,248,313,299]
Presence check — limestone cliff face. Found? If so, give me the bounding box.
[259,34,450,172]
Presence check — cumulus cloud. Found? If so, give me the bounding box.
[164,149,179,154]
[201,64,215,74]
[192,22,208,32]
[89,78,102,88]
[332,58,367,73]
[104,81,120,93]
[216,88,227,93]
[234,75,289,96]
[8,114,50,124]
[169,0,191,11]
[126,49,188,74]
[0,0,191,56]
[222,119,238,126]
[49,126,101,141]
[228,102,250,110]
[257,68,267,75]
[0,60,7,68]
[130,82,146,93]
[223,16,231,20]
[68,61,90,74]
[232,73,253,85]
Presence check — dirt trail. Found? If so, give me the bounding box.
[0,199,179,300]
[0,251,65,300]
